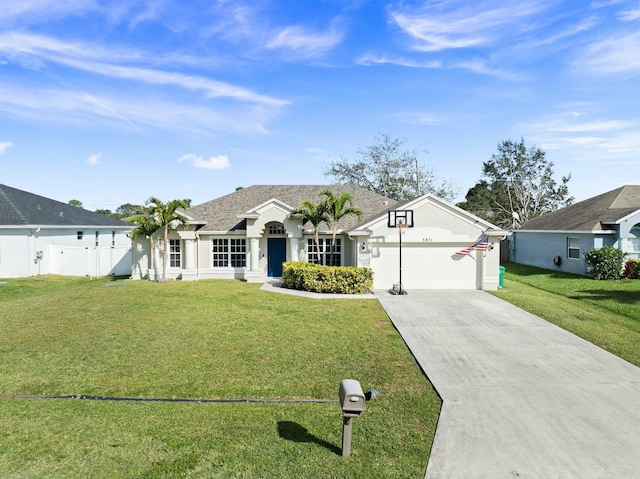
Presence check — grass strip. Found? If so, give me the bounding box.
[491,263,640,367]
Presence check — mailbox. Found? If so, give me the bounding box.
[339,379,365,418]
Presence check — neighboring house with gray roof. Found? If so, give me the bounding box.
[131,185,509,290]
[0,184,132,278]
[511,185,640,275]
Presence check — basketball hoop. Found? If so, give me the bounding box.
[388,210,414,229]
[387,210,413,295]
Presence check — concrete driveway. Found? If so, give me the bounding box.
[376,290,640,479]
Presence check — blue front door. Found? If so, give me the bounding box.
[267,238,286,277]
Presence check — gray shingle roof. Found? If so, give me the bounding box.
[519,185,640,231]
[0,184,129,227]
[185,185,399,232]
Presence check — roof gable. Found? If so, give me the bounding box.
[358,193,504,240]
[519,185,640,232]
[246,198,295,215]
[0,184,129,228]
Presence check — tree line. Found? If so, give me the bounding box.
[325,133,572,229]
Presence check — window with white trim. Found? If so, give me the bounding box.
[212,238,247,267]
[169,239,181,267]
[230,238,247,267]
[567,237,580,259]
[307,238,341,266]
[268,224,285,235]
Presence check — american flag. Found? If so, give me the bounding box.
[455,236,489,256]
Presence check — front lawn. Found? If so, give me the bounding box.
[0,277,440,479]
[492,263,640,367]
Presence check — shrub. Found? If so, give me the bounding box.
[281,261,374,294]
[624,259,640,279]
[584,246,626,280]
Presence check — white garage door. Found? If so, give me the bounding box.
[370,243,479,290]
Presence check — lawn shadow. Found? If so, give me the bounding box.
[573,289,640,305]
[277,421,341,456]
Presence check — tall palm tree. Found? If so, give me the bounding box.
[128,214,160,280]
[146,197,191,283]
[290,198,329,263]
[321,189,364,265]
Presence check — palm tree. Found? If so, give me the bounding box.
[146,197,191,283]
[128,214,160,280]
[321,189,364,265]
[290,198,329,263]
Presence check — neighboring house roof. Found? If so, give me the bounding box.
[518,185,640,232]
[0,183,129,228]
[184,185,399,232]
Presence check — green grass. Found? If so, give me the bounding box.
[0,276,440,479]
[491,262,640,367]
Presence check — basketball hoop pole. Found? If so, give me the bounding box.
[397,222,407,295]
[387,210,412,295]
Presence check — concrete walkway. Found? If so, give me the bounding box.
[376,290,640,479]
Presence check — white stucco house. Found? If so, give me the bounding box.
[0,183,132,278]
[131,185,509,290]
[511,185,640,275]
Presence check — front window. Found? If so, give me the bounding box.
[567,237,580,259]
[212,238,229,267]
[230,238,247,267]
[268,224,285,235]
[307,238,341,266]
[169,239,181,267]
[213,238,246,267]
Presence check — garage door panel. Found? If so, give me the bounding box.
[371,243,478,290]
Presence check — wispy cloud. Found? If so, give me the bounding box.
[178,153,230,169]
[357,53,441,68]
[575,30,640,75]
[543,119,632,132]
[529,112,640,162]
[0,0,97,23]
[0,32,288,107]
[0,141,13,153]
[0,82,278,135]
[527,16,600,47]
[389,1,549,52]
[357,53,519,79]
[0,0,187,31]
[266,20,344,58]
[394,112,442,126]
[619,3,640,20]
[0,30,288,134]
[86,152,102,166]
[541,133,640,157]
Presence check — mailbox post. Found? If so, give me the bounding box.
[339,379,365,458]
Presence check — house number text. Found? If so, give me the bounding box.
[422,238,433,242]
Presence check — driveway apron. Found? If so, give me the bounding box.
[376,290,640,479]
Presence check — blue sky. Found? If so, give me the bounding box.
[1,0,639,211]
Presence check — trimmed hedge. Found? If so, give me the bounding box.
[282,261,374,294]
